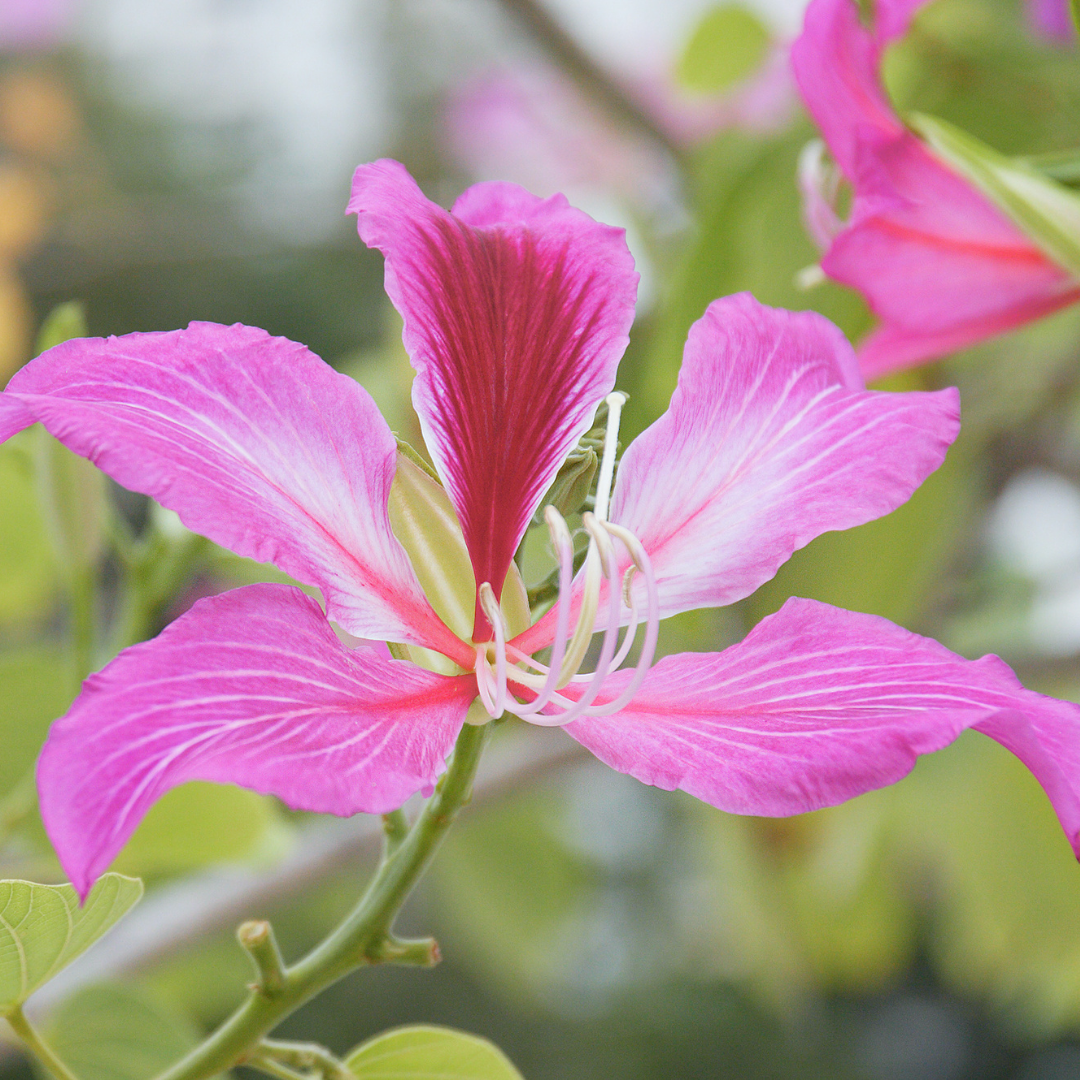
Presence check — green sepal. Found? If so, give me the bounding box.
[1021,149,1080,188]
[0,874,144,1014]
[540,446,598,519]
[388,450,530,646]
[344,1024,524,1080]
[910,112,1080,277]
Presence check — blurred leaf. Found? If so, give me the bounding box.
[0,438,57,622]
[0,648,70,800]
[29,306,108,575]
[676,5,771,94]
[345,1025,524,1080]
[111,781,286,879]
[0,874,143,1012]
[897,732,1080,1036]
[433,788,593,1000]
[34,301,88,355]
[1023,148,1080,187]
[43,983,206,1080]
[911,112,1080,276]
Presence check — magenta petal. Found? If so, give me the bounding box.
[790,0,904,177]
[829,134,1080,378]
[564,598,1080,852]
[37,584,477,897]
[349,160,638,630]
[1,322,460,654]
[609,293,958,618]
[792,0,1079,375]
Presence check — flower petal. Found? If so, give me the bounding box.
[349,160,638,633]
[831,133,1080,378]
[564,597,1080,852]
[789,0,904,177]
[37,583,477,897]
[792,0,1080,377]
[0,321,462,655]
[611,293,957,618]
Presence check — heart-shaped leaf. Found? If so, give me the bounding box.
[0,874,143,1013]
[345,1025,524,1080]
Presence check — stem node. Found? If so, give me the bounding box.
[237,920,287,1000]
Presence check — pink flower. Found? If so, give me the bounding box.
[4,160,1080,897]
[1026,0,1075,41]
[445,50,796,208]
[0,0,74,50]
[791,0,1080,378]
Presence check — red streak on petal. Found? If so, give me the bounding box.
[413,215,611,638]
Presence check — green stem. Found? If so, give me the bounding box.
[380,808,410,858]
[153,721,493,1080]
[5,1005,81,1080]
[256,1039,354,1080]
[245,1056,309,1080]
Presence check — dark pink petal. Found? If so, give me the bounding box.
[0,322,464,657]
[611,294,957,618]
[349,160,637,635]
[564,598,1080,852]
[37,584,477,897]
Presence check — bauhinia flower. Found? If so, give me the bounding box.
[791,0,1080,378]
[3,160,1080,898]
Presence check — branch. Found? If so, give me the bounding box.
[491,0,686,161]
[20,731,586,1022]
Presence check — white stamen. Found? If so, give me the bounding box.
[477,582,507,718]
[512,506,576,718]
[469,391,660,725]
[593,391,626,524]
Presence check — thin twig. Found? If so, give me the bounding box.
[491,0,686,162]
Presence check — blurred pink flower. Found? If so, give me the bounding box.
[4,161,1080,897]
[0,0,73,50]
[1026,0,1074,41]
[446,48,795,205]
[792,0,1080,377]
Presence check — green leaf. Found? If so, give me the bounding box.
[34,301,88,356]
[0,648,71,800]
[433,789,592,1001]
[0,438,58,623]
[110,781,286,878]
[345,1025,524,1080]
[676,4,771,94]
[0,874,143,1013]
[1022,148,1080,187]
[43,983,207,1080]
[911,112,1080,277]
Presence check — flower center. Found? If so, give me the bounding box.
[472,392,660,725]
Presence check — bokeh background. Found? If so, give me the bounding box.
[2,0,1080,1077]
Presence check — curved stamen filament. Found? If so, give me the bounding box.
[470,390,659,725]
[522,517,625,726]
[511,506,576,718]
[575,520,659,717]
[477,582,507,718]
[594,391,626,524]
